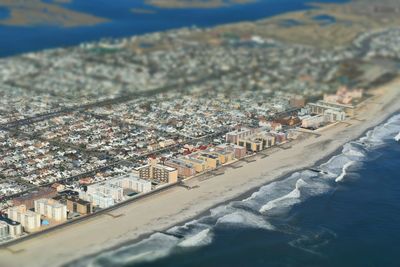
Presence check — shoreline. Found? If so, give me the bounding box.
[0,78,399,267]
[70,108,400,266]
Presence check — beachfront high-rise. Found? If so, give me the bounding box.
[34,199,67,222]
[135,158,178,184]
[80,175,152,208]
[0,221,8,238]
[7,205,41,232]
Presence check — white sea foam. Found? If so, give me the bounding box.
[82,233,179,267]
[178,229,213,247]
[216,210,275,230]
[259,179,307,214]
[395,132,400,142]
[335,161,356,182]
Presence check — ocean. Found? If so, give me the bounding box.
[70,113,400,267]
[0,0,348,58]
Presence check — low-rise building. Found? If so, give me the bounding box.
[301,115,326,129]
[66,197,93,215]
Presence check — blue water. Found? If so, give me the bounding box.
[71,114,400,267]
[0,7,9,20]
[0,0,348,57]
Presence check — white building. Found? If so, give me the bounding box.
[114,176,152,193]
[324,109,346,122]
[301,115,326,129]
[87,183,123,202]
[34,199,67,222]
[7,205,41,232]
[7,221,23,237]
[0,221,8,238]
[80,191,115,209]
[81,175,152,209]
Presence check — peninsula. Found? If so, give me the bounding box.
[0,0,400,266]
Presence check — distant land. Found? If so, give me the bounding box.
[0,0,106,27]
[145,0,255,9]
[0,0,256,28]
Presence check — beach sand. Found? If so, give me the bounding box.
[0,79,399,267]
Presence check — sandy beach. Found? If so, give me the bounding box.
[0,79,399,267]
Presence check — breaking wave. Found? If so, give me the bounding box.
[72,114,400,267]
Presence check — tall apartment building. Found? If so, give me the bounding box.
[0,217,23,238]
[81,175,152,209]
[34,199,67,222]
[225,128,259,144]
[12,187,57,210]
[181,157,208,173]
[0,221,8,238]
[8,221,23,237]
[237,132,276,152]
[80,191,114,209]
[216,144,247,159]
[308,101,350,118]
[165,158,196,178]
[7,205,41,232]
[136,159,178,184]
[114,176,152,193]
[87,182,124,202]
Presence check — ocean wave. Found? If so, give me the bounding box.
[177,229,213,248]
[259,179,306,214]
[335,160,356,182]
[395,132,400,142]
[216,210,275,230]
[81,233,179,267]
